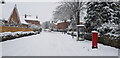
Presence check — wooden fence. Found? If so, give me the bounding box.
[0,26,33,32]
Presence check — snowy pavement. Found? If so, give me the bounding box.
[2,31,118,56]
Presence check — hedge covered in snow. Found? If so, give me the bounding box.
[66,31,120,49]
[84,33,120,49]
[0,31,40,41]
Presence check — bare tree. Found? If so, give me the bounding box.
[53,0,85,41]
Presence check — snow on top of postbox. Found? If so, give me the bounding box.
[76,25,85,27]
[92,31,98,33]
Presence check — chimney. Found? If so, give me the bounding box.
[36,16,38,19]
[25,14,27,18]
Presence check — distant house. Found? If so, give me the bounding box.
[8,5,21,26]
[7,5,32,28]
[24,17,40,26]
[6,4,41,29]
[55,21,70,30]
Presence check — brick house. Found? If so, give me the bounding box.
[55,22,70,30]
[7,4,40,29]
[8,5,32,28]
[8,5,21,26]
[24,17,40,26]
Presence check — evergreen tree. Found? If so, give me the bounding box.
[85,2,120,34]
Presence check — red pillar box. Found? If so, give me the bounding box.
[92,31,98,49]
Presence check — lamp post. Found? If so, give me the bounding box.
[0,0,5,4]
[0,0,5,42]
[0,0,5,19]
[1,0,5,25]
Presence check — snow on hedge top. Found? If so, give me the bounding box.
[0,31,35,37]
[106,33,120,37]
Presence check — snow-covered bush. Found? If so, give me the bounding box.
[97,22,119,34]
[1,31,38,41]
[85,2,120,35]
[29,24,41,31]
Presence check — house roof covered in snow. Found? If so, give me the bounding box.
[21,21,28,24]
[55,20,71,25]
[24,17,39,21]
[20,16,29,24]
[54,20,63,25]
[4,19,8,21]
[3,16,29,25]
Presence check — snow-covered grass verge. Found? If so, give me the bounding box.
[2,32,118,56]
[66,31,120,49]
[67,31,77,36]
[84,33,120,49]
[0,31,40,41]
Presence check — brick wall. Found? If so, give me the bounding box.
[0,26,33,32]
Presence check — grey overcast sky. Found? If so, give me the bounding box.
[2,2,59,23]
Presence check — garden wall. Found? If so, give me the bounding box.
[0,26,32,32]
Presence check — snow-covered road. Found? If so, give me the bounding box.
[2,31,118,56]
